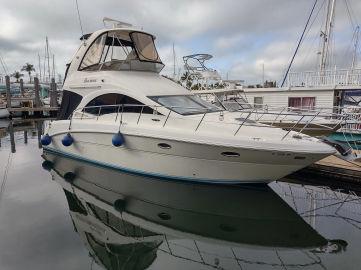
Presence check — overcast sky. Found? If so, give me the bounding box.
[0,0,360,84]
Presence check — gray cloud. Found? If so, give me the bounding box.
[0,0,360,84]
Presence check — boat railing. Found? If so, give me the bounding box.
[67,103,361,141]
[285,68,361,87]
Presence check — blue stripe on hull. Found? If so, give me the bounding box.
[43,147,270,185]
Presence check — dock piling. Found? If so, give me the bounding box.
[20,79,24,96]
[5,75,11,109]
[34,77,41,108]
[33,77,41,117]
[50,78,57,107]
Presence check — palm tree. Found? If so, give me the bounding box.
[21,63,35,83]
[11,71,24,83]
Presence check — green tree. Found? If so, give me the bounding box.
[21,63,35,83]
[11,71,24,83]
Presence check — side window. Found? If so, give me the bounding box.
[253,97,263,109]
[84,93,154,115]
[289,97,315,110]
[79,33,107,71]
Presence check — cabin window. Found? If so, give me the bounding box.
[288,97,315,110]
[83,93,154,115]
[149,95,222,115]
[253,97,263,109]
[58,90,83,120]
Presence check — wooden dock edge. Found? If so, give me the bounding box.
[290,155,361,184]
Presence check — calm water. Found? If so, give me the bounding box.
[1,120,361,270]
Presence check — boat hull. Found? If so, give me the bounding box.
[0,108,9,119]
[328,132,361,150]
[44,131,330,184]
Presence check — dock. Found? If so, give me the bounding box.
[309,155,361,182]
[8,107,59,113]
[287,153,361,191]
[2,75,59,117]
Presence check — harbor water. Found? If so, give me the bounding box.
[1,120,361,270]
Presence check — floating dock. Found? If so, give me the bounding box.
[289,153,361,187]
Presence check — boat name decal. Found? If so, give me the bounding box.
[84,78,97,83]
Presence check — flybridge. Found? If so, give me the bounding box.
[69,24,164,75]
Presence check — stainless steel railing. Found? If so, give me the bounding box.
[67,103,360,141]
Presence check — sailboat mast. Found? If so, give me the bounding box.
[38,53,42,82]
[172,43,176,79]
[319,0,336,73]
[351,26,360,71]
[45,36,51,82]
[52,54,56,79]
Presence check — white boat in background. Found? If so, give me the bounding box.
[0,107,9,118]
[0,96,8,118]
[42,18,336,184]
[180,54,347,137]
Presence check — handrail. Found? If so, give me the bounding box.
[68,103,361,142]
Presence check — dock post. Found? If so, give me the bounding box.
[5,75,11,109]
[9,121,16,153]
[34,77,41,107]
[36,121,42,149]
[20,78,24,96]
[34,77,41,117]
[24,130,28,144]
[50,78,57,117]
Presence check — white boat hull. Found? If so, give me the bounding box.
[0,108,9,119]
[44,127,331,184]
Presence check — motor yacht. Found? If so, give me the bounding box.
[42,18,336,184]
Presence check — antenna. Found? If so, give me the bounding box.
[103,17,133,28]
[75,0,85,43]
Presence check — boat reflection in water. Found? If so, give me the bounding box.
[42,151,344,270]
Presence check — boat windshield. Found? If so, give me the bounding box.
[214,97,253,111]
[130,32,160,62]
[79,30,164,73]
[149,95,222,115]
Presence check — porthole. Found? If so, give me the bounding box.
[152,118,160,122]
[294,156,306,160]
[221,151,240,157]
[158,143,171,149]
[158,212,171,220]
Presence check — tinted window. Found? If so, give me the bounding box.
[58,90,83,120]
[149,95,221,115]
[84,93,154,115]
